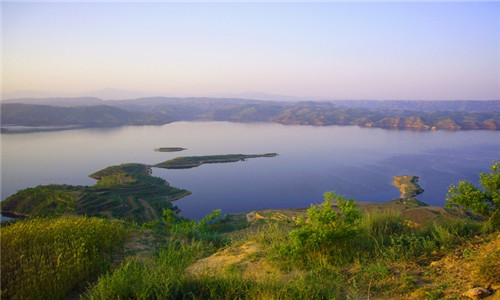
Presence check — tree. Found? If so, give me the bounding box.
[446,160,499,230]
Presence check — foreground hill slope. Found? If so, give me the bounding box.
[2,162,499,299]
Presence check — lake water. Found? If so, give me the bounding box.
[1,122,498,219]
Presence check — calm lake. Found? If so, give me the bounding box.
[1,122,499,219]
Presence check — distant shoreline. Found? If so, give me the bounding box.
[2,99,498,133]
[1,125,83,133]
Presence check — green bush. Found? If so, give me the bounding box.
[279,192,362,264]
[384,233,436,261]
[160,208,226,244]
[447,160,500,231]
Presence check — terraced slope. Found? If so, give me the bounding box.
[1,164,190,223]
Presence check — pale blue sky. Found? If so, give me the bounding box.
[2,2,499,100]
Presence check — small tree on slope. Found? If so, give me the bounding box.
[447,160,499,231]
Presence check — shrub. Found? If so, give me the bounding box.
[161,208,226,244]
[280,192,362,264]
[447,160,500,231]
[384,233,436,261]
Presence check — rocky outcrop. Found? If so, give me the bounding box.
[462,287,492,300]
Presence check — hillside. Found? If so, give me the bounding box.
[0,163,190,223]
[0,103,162,128]
[5,97,499,112]
[2,98,499,132]
[81,191,498,300]
[329,100,500,112]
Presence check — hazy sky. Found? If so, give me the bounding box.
[2,1,499,100]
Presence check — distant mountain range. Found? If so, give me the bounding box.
[1,97,499,132]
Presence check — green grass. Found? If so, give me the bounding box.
[1,217,127,300]
[85,238,345,299]
[0,185,77,217]
[84,239,210,299]
[82,194,489,299]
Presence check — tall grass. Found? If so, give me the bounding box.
[86,244,344,299]
[84,239,209,299]
[85,212,483,299]
[86,199,483,299]
[361,209,405,241]
[1,217,126,300]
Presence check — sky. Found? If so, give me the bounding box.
[2,1,499,100]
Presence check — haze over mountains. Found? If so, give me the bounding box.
[5,89,499,103]
[2,89,168,101]
[2,96,499,132]
[2,89,305,101]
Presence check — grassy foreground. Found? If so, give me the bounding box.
[1,217,127,299]
[83,194,498,299]
[1,198,498,299]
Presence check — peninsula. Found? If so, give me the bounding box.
[154,153,278,169]
[1,163,190,223]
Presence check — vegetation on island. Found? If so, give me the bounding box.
[1,161,499,299]
[154,147,186,152]
[154,153,278,169]
[2,98,499,132]
[1,163,190,223]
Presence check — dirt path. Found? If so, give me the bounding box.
[185,241,296,282]
[121,229,167,260]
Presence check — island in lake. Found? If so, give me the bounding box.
[154,153,278,169]
[154,147,186,152]
[392,175,425,199]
